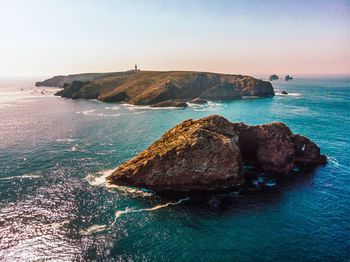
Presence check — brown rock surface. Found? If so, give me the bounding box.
[107,115,326,192]
[108,115,243,192]
[232,122,327,174]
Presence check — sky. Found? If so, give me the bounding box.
[0,0,349,77]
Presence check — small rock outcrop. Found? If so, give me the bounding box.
[107,115,326,193]
[281,90,288,95]
[190,97,208,104]
[285,75,293,81]
[269,74,279,81]
[150,100,188,108]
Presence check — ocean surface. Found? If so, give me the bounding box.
[0,77,349,261]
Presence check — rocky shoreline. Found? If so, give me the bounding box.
[36,71,274,107]
[107,115,326,195]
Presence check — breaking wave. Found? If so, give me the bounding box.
[85,169,115,186]
[56,138,77,142]
[188,101,223,112]
[85,169,155,197]
[76,109,121,117]
[275,92,302,97]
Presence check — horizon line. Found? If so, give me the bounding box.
[0,70,349,79]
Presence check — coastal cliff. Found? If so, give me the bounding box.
[107,115,326,193]
[36,71,274,106]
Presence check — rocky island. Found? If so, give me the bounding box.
[285,75,293,81]
[107,115,326,193]
[36,71,274,107]
[269,74,279,81]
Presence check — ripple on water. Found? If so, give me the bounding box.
[0,171,43,181]
[0,179,82,261]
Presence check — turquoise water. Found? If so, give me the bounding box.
[0,77,349,261]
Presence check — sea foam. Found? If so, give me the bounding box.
[114,197,190,221]
[80,224,107,235]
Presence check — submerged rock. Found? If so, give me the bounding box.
[107,115,326,193]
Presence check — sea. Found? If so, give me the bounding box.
[0,77,349,261]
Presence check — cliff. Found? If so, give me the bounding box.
[36,71,274,106]
[107,115,326,193]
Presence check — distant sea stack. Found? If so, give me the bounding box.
[269,74,279,81]
[285,75,293,81]
[107,115,327,193]
[36,71,275,106]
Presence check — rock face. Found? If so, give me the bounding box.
[107,115,326,192]
[108,116,244,192]
[38,71,275,106]
[231,122,327,174]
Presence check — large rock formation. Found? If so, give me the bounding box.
[37,71,274,106]
[107,115,326,192]
[108,116,244,192]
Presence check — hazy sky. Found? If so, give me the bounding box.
[0,0,349,76]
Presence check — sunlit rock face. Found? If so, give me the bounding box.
[108,115,326,193]
[108,115,244,192]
